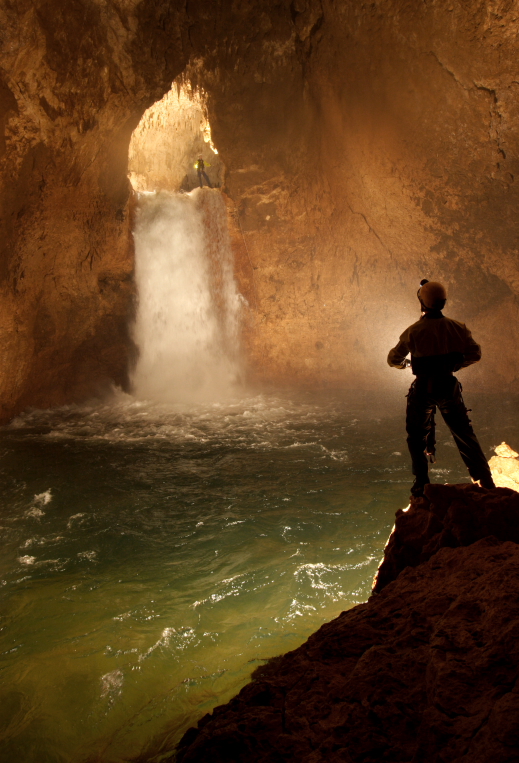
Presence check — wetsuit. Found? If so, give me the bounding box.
[195,159,212,188]
[387,310,494,491]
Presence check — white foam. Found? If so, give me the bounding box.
[131,189,243,405]
[4,392,394,485]
[67,513,86,529]
[77,551,97,561]
[138,626,191,662]
[25,507,44,519]
[100,669,124,698]
[34,489,52,505]
[22,535,63,548]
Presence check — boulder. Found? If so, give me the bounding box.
[374,482,519,592]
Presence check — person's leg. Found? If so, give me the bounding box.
[437,377,495,487]
[406,380,436,495]
[202,171,212,188]
[197,170,204,188]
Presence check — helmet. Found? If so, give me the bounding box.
[418,280,447,310]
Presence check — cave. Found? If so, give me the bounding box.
[2,1,519,761]
[4,0,519,422]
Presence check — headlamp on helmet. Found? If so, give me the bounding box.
[417,279,447,311]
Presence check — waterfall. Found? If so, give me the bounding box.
[131,189,243,404]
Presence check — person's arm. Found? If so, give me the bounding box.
[459,327,482,368]
[387,335,411,369]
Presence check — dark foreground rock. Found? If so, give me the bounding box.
[176,486,519,763]
[374,483,519,592]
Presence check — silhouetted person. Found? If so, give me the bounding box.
[388,279,495,497]
[195,157,212,188]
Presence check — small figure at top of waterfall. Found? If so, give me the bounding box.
[194,157,212,188]
[387,279,495,498]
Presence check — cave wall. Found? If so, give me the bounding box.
[2,0,519,419]
[0,0,189,420]
[193,0,519,391]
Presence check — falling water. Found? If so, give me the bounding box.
[131,188,243,403]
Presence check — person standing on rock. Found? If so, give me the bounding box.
[387,279,495,497]
[194,157,212,188]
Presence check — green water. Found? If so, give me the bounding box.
[0,389,511,763]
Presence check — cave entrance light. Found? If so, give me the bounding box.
[128,81,222,193]
[128,81,242,404]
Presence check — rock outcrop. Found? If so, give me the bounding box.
[175,484,519,762]
[489,442,519,492]
[374,482,519,592]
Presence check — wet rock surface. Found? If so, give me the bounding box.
[175,485,519,762]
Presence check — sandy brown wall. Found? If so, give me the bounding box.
[2,0,519,420]
[0,0,189,420]
[194,0,519,392]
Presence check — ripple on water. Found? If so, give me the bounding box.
[0,388,507,762]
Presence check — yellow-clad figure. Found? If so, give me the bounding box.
[194,157,212,188]
[388,279,495,497]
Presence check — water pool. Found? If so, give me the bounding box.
[0,389,511,762]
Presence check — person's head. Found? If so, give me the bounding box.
[417,279,447,311]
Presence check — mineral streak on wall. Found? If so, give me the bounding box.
[2,1,519,420]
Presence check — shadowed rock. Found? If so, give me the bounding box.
[374,483,519,593]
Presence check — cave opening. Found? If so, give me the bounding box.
[127,81,223,194]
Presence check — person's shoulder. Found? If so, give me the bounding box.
[406,316,428,332]
[400,319,423,341]
[442,315,468,330]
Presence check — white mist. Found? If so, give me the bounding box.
[131,189,243,403]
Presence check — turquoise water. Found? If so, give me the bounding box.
[0,389,510,762]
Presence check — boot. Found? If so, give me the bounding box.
[476,475,496,489]
[411,476,430,497]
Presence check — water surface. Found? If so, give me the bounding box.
[0,389,511,762]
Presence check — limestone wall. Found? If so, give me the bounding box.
[0,0,188,420]
[193,0,519,390]
[2,0,519,419]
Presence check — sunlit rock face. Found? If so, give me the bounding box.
[489,442,519,490]
[190,0,519,389]
[3,1,519,417]
[176,486,519,762]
